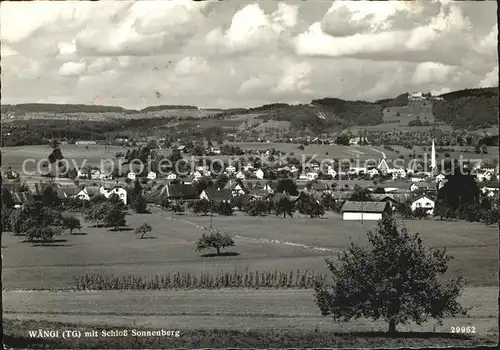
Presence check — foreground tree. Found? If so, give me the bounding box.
[18,201,63,244]
[135,222,152,239]
[132,193,148,213]
[314,211,467,334]
[413,207,428,220]
[62,216,82,235]
[195,229,235,256]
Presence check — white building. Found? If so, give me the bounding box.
[147,171,157,180]
[166,173,177,180]
[411,195,435,215]
[100,186,128,205]
[90,169,101,180]
[367,168,379,178]
[435,173,446,183]
[226,165,236,174]
[127,172,136,181]
[235,171,246,180]
[77,169,88,179]
[193,171,202,179]
[299,172,318,181]
[74,188,90,201]
[255,168,264,180]
[341,201,389,221]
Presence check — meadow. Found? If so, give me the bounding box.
[1,144,127,173]
[2,207,498,342]
[3,207,497,290]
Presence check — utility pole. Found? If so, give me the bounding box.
[361,192,364,225]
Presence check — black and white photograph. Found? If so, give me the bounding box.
[0,0,498,348]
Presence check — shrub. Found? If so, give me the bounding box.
[313,211,467,333]
[133,193,148,213]
[196,229,235,256]
[73,269,327,290]
[135,222,152,239]
[63,216,82,235]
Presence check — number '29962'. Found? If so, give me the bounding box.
[450,326,476,333]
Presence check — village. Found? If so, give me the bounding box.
[2,137,499,222]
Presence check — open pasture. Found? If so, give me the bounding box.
[1,144,127,173]
[2,208,497,290]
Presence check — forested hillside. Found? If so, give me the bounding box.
[432,87,498,129]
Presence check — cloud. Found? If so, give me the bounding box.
[294,0,486,68]
[205,2,298,54]
[0,0,497,109]
[479,67,499,88]
[411,62,455,85]
[74,0,210,56]
[59,61,87,76]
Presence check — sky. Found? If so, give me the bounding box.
[1,0,498,109]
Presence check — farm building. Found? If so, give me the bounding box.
[410,195,435,215]
[199,188,232,203]
[341,201,390,221]
[224,179,247,196]
[99,185,128,205]
[143,183,198,203]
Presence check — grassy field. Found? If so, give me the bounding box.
[1,144,127,173]
[2,206,498,342]
[3,208,498,290]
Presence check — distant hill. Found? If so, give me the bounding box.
[141,105,198,112]
[432,87,498,129]
[2,87,497,132]
[0,103,139,114]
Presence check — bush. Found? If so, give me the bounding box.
[62,216,82,235]
[73,269,327,290]
[135,222,152,239]
[313,212,467,333]
[133,193,148,213]
[196,229,235,256]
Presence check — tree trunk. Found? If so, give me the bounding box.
[70,228,73,235]
[216,247,220,255]
[388,320,397,334]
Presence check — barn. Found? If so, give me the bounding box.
[341,201,390,221]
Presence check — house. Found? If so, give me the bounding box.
[376,181,410,193]
[255,168,264,180]
[367,168,379,178]
[224,179,247,195]
[411,195,435,215]
[193,171,202,179]
[299,172,318,181]
[100,185,128,205]
[349,137,361,145]
[199,188,232,203]
[166,173,177,180]
[341,201,390,221]
[143,183,198,203]
[392,168,407,179]
[226,165,236,174]
[377,159,390,174]
[127,172,136,181]
[235,171,246,180]
[435,173,446,183]
[211,147,221,155]
[370,194,404,211]
[90,169,101,180]
[409,173,427,182]
[263,182,277,193]
[348,167,367,176]
[203,170,212,177]
[147,171,157,180]
[480,181,500,196]
[327,168,337,177]
[77,169,89,179]
[177,145,186,153]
